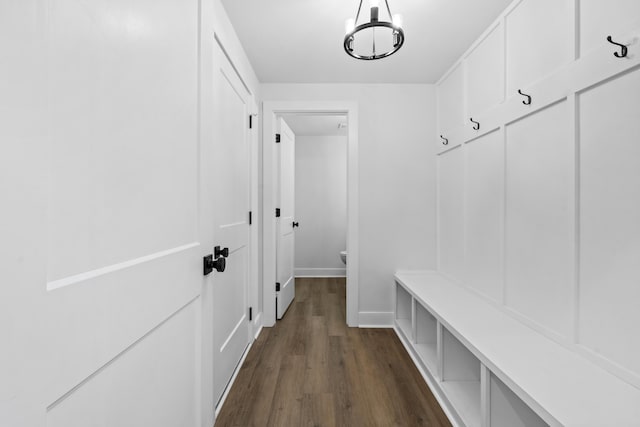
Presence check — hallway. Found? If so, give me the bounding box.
[216,278,451,426]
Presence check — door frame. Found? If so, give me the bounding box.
[262,101,359,327]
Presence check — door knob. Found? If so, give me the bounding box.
[212,257,226,272]
[203,254,226,275]
[292,222,299,228]
[215,246,229,258]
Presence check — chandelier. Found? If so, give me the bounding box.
[344,0,405,60]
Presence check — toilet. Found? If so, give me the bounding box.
[340,250,347,265]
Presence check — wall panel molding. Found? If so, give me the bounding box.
[436,0,640,389]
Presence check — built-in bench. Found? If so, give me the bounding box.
[393,271,640,427]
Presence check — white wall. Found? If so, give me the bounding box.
[294,135,347,277]
[262,84,437,323]
[435,0,640,389]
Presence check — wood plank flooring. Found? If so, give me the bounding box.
[215,277,451,427]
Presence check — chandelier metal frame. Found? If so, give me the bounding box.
[344,0,405,60]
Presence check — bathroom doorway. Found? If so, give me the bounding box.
[271,114,348,320]
[262,102,359,328]
[282,114,348,318]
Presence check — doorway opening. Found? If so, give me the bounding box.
[276,114,348,319]
[262,102,359,327]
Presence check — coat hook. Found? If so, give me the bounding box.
[607,36,628,58]
[518,89,532,105]
[440,135,448,145]
[470,118,480,131]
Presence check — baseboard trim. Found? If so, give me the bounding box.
[252,312,263,339]
[358,311,393,328]
[295,267,346,277]
[214,336,254,419]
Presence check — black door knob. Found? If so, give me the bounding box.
[212,256,226,272]
[292,221,299,228]
[203,254,226,275]
[215,246,229,258]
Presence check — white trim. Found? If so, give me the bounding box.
[295,268,346,277]
[262,101,359,328]
[213,33,253,96]
[219,315,247,353]
[358,311,393,328]
[252,313,263,340]
[214,340,252,419]
[394,325,462,427]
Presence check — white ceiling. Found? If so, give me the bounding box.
[220,0,514,83]
[281,114,348,137]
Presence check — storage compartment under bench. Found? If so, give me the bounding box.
[393,271,640,427]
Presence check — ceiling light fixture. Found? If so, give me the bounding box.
[344,0,404,60]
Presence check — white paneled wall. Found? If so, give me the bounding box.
[504,0,571,95]
[436,0,640,389]
[463,130,503,304]
[579,1,640,56]
[438,147,464,281]
[466,25,504,119]
[438,65,465,133]
[578,67,640,383]
[505,101,573,340]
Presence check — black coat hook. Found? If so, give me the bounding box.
[607,36,628,58]
[518,89,532,105]
[440,135,448,145]
[470,118,480,131]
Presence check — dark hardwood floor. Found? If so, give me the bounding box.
[215,277,451,427]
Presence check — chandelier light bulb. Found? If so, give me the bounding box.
[369,0,380,9]
[345,18,355,34]
[392,13,403,29]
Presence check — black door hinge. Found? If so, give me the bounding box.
[275,133,281,143]
[276,282,281,292]
[249,211,252,225]
[275,208,281,218]
[249,307,253,321]
[249,115,253,129]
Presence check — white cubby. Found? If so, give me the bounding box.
[490,374,548,427]
[414,302,438,374]
[395,282,412,340]
[393,271,640,426]
[441,327,482,427]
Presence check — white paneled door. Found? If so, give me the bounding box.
[276,119,296,319]
[211,46,252,407]
[1,1,201,426]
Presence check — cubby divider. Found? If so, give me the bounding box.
[415,302,438,375]
[395,283,413,340]
[394,269,640,427]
